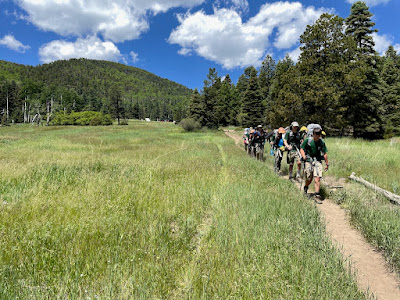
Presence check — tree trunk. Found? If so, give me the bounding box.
[349,172,400,205]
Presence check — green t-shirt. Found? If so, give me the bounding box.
[284,130,301,152]
[301,137,327,161]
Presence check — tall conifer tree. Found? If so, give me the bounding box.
[241,67,263,127]
[346,1,384,139]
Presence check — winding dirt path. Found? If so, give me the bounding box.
[224,130,400,300]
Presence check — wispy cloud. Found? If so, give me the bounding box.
[130,51,139,63]
[346,0,391,7]
[0,34,30,52]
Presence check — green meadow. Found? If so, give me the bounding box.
[0,122,365,298]
[262,135,400,275]
[327,137,400,274]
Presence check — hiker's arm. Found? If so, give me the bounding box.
[324,153,329,170]
[300,148,306,161]
[283,132,292,150]
[283,138,291,149]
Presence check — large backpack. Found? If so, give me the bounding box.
[307,124,322,137]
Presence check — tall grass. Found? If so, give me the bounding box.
[327,137,400,274]
[0,123,365,298]
[328,137,400,193]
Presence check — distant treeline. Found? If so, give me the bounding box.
[187,2,400,139]
[0,58,191,125]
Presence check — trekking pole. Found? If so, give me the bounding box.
[299,159,305,191]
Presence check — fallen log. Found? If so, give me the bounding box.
[349,172,400,205]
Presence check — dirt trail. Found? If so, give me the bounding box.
[224,130,400,300]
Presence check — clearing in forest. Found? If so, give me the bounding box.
[0,122,366,298]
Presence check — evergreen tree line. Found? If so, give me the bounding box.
[187,2,400,139]
[0,58,191,125]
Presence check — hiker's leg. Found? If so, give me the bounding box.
[314,176,320,193]
[304,162,313,187]
[313,161,323,194]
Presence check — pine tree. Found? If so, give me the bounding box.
[381,46,400,136]
[259,55,275,102]
[346,2,384,139]
[297,13,358,131]
[241,67,263,127]
[345,1,378,56]
[202,68,221,128]
[215,75,233,126]
[109,85,124,125]
[266,55,295,128]
[188,88,206,126]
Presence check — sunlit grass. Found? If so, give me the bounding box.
[0,123,364,298]
[326,137,400,274]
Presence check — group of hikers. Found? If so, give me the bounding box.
[242,122,329,203]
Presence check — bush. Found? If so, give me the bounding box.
[119,119,128,125]
[51,111,113,126]
[179,118,201,132]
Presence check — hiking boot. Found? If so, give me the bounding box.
[304,186,308,194]
[314,194,322,204]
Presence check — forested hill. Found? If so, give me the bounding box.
[0,58,192,122]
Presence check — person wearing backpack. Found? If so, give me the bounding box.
[299,126,308,142]
[272,127,286,174]
[248,128,256,157]
[300,127,329,203]
[254,125,265,161]
[284,122,302,180]
[243,128,250,151]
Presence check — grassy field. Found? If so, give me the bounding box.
[0,122,365,298]
[326,137,400,274]
[327,137,400,194]
[262,135,400,275]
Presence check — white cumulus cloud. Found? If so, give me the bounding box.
[346,0,391,7]
[168,2,327,69]
[287,47,301,63]
[169,8,270,69]
[372,32,400,56]
[0,34,30,52]
[39,36,121,63]
[15,0,205,43]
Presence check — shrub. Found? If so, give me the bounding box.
[51,111,113,126]
[179,118,201,132]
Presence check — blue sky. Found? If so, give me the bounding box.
[1,0,399,90]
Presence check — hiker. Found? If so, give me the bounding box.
[248,128,256,157]
[300,126,308,142]
[284,122,302,180]
[272,127,286,174]
[243,128,250,151]
[300,127,329,203]
[306,123,322,137]
[253,125,265,161]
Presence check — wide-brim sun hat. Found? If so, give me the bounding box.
[278,127,286,134]
[291,121,299,128]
